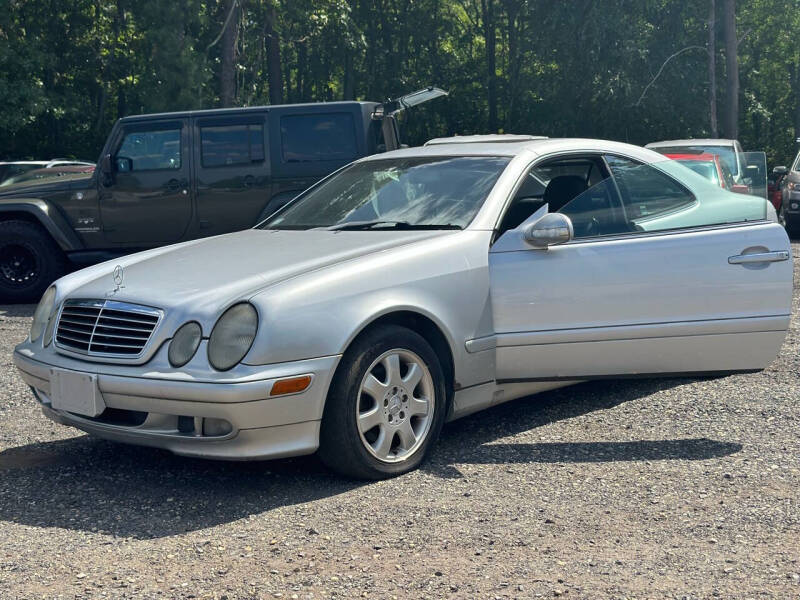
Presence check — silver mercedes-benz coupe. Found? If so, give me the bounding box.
[14,138,792,478]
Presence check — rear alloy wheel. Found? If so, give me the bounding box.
[0,220,67,303]
[319,325,447,479]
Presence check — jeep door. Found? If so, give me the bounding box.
[99,120,192,246]
[192,114,271,236]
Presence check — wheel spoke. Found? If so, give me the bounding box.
[362,373,388,400]
[397,420,417,450]
[372,428,394,459]
[408,396,429,417]
[382,353,402,386]
[402,362,423,390]
[357,407,383,433]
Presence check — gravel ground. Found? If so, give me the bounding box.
[1,250,799,600]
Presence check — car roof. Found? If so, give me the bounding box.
[360,137,667,163]
[118,101,379,123]
[424,134,548,146]
[645,139,737,148]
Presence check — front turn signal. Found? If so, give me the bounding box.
[270,375,312,397]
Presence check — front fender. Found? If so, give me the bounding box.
[244,231,497,390]
[0,198,82,250]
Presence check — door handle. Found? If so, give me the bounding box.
[243,175,255,188]
[165,178,180,192]
[728,250,790,264]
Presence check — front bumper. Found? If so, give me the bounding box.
[13,350,341,460]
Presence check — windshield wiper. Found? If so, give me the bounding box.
[327,220,462,231]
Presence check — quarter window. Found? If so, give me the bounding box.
[280,113,358,162]
[117,128,181,171]
[604,155,695,220]
[200,123,265,168]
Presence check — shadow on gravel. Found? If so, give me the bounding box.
[0,376,737,538]
[0,304,35,318]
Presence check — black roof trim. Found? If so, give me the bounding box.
[119,101,379,123]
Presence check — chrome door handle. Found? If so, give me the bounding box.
[728,250,790,264]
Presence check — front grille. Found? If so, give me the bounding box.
[55,299,161,357]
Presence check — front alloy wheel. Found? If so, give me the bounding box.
[319,325,447,479]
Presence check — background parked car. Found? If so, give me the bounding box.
[662,152,748,192]
[0,164,96,187]
[0,160,95,185]
[646,138,746,183]
[0,88,446,303]
[775,150,800,236]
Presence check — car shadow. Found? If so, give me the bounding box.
[0,304,35,318]
[0,377,740,539]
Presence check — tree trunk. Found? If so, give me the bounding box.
[722,0,738,139]
[266,4,283,104]
[220,0,238,107]
[708,0,718,137]
[483,0,498,132]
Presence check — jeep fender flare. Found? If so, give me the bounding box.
[0,198,82,251]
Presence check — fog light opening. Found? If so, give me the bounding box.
[203,417,233,437]
[270,375,313,397]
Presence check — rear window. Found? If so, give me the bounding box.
[200,123,265,168]
[280,113,358,163]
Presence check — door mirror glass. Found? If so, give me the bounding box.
[524,212,573,248]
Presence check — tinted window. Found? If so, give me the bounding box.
[280,113,357,162]
[200,123,265,168]
[117,129,181,171]
[556,155,766,239]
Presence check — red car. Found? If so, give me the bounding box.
[664,152,751,195]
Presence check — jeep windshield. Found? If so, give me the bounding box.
[260,156,510,230]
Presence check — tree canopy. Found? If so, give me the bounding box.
[1,0,799,166]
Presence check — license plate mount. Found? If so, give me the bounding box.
[49,369,105,417]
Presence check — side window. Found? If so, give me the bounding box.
[280,113,358,163]
[605,155,694,220]
[200,123,265,168]
[557,154,766,239]
[116,128,181,171]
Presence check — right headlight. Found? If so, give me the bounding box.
[207,303,258,371]
[30,286,56,343]
[168,321,202,368]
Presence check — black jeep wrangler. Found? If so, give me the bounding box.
[0,88,446,302]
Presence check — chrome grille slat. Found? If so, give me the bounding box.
[55,300,162,358]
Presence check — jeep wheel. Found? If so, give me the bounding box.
[0,220,67,303]
[318,325,447,480]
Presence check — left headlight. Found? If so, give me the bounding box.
[207,303,258,371]
[168,321,203,368]
[30,286,56,343]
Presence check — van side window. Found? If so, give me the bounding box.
[280,113,357,162]
[200,123,265,168]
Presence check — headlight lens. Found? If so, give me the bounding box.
[30,286,56,343]
[789,181,799,191]
[207,303,258,371]
[168,321,202,368]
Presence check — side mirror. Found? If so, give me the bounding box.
[99,153,114,186]
[523,212,574,248]
[773,166,788,175]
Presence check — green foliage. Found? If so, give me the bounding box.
[0,0,798,165]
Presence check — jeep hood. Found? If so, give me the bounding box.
[0,173,93,196]
[60,228,451,317]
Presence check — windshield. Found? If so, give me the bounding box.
[654,145,738,176]
[676,160,719,185]
[261,156,511,230]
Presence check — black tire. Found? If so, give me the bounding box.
[784,210,800,240]
[0,220,68,303]
[318,324,448,479]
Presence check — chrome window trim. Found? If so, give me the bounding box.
[54,299,164,360]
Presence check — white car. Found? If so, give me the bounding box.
[14,138,792,478]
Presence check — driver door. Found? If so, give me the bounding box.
[100,120,193,246]
[489,152,792,382]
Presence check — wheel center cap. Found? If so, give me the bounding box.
[388,396,402,415]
